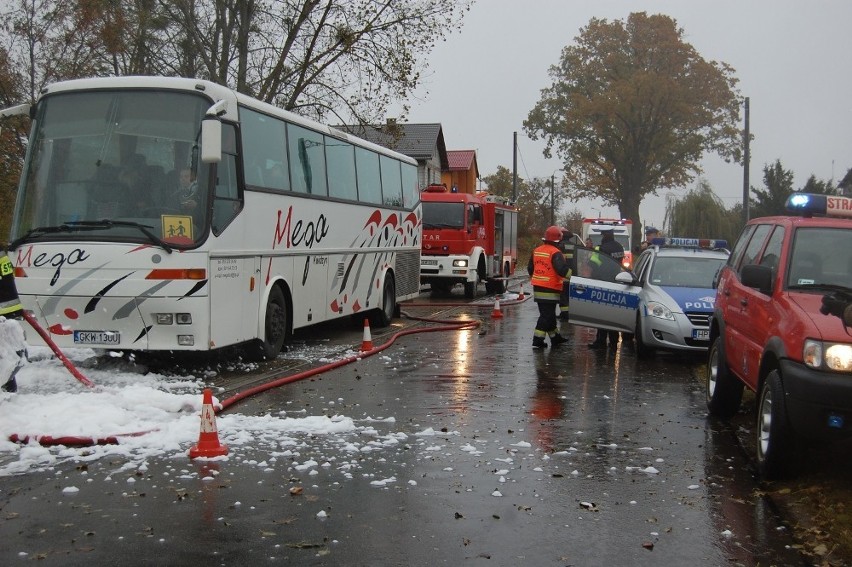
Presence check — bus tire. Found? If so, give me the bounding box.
[248,285,288,361]
[369,274,396,328]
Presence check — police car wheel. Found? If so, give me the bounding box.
[634,314,654,358]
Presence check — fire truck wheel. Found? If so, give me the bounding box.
[369,275,396,328]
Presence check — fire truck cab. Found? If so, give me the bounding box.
[420,185,518,298]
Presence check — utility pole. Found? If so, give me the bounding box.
[742,97,750,224]
[512,132,518,203]
[550,169,562,226]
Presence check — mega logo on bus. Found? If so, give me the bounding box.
[15,245,91,286]
[273,206,329,250]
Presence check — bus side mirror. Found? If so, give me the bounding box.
[201,117,222,163]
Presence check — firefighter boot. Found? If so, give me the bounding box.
[550,333,569,347]
[532,336,547,349]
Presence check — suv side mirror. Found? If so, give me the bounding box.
[741,263,773,295]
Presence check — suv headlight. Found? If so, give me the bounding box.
[646,301,675,321]
[803,339,852,371]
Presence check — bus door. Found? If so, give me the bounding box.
[293,253,329,325]
[210,256,260,345]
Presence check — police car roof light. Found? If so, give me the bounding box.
[651,237,728,249]
[786,193,852,219]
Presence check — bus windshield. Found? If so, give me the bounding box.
[11,90,211,248]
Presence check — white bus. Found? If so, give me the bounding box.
[3,76,421,360]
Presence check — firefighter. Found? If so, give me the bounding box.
[527,226,570,349]
[0,251,26,392]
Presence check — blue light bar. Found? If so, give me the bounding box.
[786,192,852,218]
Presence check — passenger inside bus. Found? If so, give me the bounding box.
[168,167,199,213]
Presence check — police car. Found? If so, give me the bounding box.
[568,237,729,355]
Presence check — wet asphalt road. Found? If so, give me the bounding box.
[0,289,812,566]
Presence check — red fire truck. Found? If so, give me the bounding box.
[420,185,518,297]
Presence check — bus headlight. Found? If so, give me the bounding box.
[176,313,192,325]
[177,335,195,346]
[155,313,174,325]
[452,259,468,268]
[804,340,852,371]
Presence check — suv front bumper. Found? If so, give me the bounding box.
[780,358,852,439]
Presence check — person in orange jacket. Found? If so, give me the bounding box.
[527,226,571,349]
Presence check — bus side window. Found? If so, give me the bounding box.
[212,127,241,235]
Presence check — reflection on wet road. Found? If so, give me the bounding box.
[0,291,811,566]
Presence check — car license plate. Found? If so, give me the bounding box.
[73,330,121,345]
[692,329,710,341]
[422,259,438,266]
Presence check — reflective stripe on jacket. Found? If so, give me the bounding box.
[529,244,564,292]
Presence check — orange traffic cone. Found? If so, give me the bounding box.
[491,298,504,319]
[189,389,229,459]
[360,318,374,351]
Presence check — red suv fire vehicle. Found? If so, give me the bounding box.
[706,193,852,478]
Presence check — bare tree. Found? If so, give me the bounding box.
[159,0,472,123]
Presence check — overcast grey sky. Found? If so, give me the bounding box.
[401,0,852,229]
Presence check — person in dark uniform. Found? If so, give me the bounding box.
[588,229,625,349]
[0,250,26,392]
[527,226,571,349]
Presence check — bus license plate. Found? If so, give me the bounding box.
[692,329,710,341]
[74,330,121,345]
[422,259,438,266]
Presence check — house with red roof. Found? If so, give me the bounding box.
[442,150,479,195]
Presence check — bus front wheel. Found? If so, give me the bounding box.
[248,285,288,361]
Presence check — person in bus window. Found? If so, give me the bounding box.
[170,167,199,212]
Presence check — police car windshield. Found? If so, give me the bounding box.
[787,227,852,289]
[650,256,726,288]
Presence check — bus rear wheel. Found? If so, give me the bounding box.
[248,285,288,361]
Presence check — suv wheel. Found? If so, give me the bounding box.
[706,336,743,418]
[756,370,792,479]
